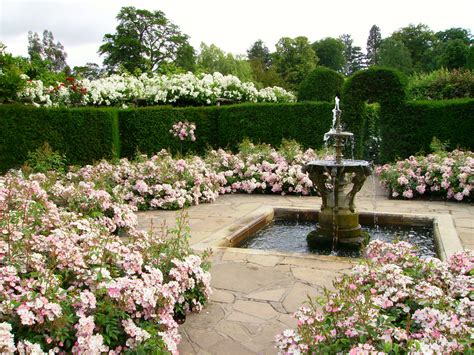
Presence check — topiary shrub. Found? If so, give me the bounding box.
[298,67,345,102]
[342,67,408,159]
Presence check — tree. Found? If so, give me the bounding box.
[391,24,435,71]
[435,39,469,69]
[312,37,345,72]
[340,34,365,76]
[27,30,67,72]
[273,36,318,89]
[247,40,283,87]
[468,46,474,70]
[73,63,103,80]
[366,25,382,66]
[99,6,189,73]
[196,43,253,82]
[247,40,272,68]
[175,43,196,72]
[378,38,413,74]
[0,44,30,102]
[435,28,473,45]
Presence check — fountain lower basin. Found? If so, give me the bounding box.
[194,207,463,261]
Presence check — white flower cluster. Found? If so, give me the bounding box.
[17,72,296,107]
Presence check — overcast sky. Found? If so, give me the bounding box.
[1,0,473,68]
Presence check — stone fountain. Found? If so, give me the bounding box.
[303,97,372,250]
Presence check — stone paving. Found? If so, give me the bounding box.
[137,178,473,354]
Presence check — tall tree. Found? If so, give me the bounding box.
[27,30,67,72]
[435,28,473,45]
[99,6,189,73]
[196,43,253,82]
[312,37,345,72]
[247,40,283,87]
[435,39,469,69]
[273,36,318,89]
[247,40,272,68]
[378,38,413,73]
[366,25,382,66]
[391,24,435,71]
[73,63,103,80]
[340,34,364,76]
[175,43,196,72]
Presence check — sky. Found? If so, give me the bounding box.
[1,0,473,68]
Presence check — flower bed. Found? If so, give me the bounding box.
[17,72,295,108]
[276,240,474,354]
[0,141,328,352]
[0,171,211,353]
[63,141,326,210]
[376,150,473,201]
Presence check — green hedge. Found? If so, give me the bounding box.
[298,67,345,102]
[119,106,219,157]
[215,102,333,150]
[342,67,408,159]
[0,105,119,172]
[383,99,474,159]
[119,103,333,157]
[1,96,472,171]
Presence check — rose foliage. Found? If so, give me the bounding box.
[0,141,326,353]
[276,240,474,354]
[17,72,296,107]
[0,170,212,353]
[376,150,473,201]
[63,140,324,211]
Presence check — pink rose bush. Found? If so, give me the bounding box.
[0,140,329,352]
[60,141,326,212]
[206,140,326,196]
[0,171,211,353]
[170,121,196,142]
[276,240,474,354]
[376,150,473,201]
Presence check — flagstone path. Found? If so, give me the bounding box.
[137,179,473,354]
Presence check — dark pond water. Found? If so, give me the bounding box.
[238,220,436,258]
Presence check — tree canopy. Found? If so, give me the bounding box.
[196,43,254,82]
[27,30,68,72]
[378,38,413,74]
[99,6,189,73]
[312,37,345,72]
[273,36,318,89]
[366,25,382,66]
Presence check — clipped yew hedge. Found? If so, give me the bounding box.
[215,102,333,150]
[342,67,474,161]
[0,105,119,172]
[298,67,345,102]
[1,90,473,171]
[385,99,474,159]
[118,106,219,158]
[0,103,333,171]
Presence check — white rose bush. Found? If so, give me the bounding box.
[17,72,296,108]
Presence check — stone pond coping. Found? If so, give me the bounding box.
[192,206,463,261]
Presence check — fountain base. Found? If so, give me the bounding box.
[306,209,368,249]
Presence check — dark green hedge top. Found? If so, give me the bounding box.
[298,67,345,102]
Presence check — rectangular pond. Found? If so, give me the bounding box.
[238,219,436,258]
[193,206,462,262]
